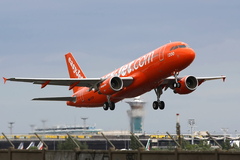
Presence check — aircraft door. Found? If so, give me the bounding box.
[159,45,166,62]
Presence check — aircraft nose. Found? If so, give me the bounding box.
[190,48,195,59]
[186,48,195,63]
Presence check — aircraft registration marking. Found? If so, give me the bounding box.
[168,52,175,57]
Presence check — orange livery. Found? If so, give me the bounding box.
[3,42,226,111]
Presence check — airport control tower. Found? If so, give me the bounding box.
[126,97,146,134]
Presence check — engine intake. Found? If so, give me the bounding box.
[99,76,123,95]
[174,76,198,94]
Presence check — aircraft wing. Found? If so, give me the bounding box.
[162,75,226,85]
[194,76,226,83]
[161,75,226,91]
[3,77,134,90]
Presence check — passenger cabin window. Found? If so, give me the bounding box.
[178,45,186,48]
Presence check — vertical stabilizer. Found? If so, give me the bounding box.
[37,142,43,150]
[145,138,151,151]
[65,52,86,93]
[26,142,35,149]
[17,142,24,150]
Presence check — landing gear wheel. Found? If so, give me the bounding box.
[172,71,181,88]
[153,85,166,110]
[152,101,165,110]
[153,101,159,110]
[110,102,115,110]
[103,102,109,111]
[177,83,181,88]
[173,82,181,88]
[159,101,165,110]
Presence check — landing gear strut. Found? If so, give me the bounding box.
[173,71,181,88]
[153,85,165,110]
[103,95,115,111]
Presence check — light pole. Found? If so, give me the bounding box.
[8,122,15,135]
[188,119,196,145]
[41,119,47,134]
[30,124,35,133]
[221,128,228,142]
[176,114,181,147]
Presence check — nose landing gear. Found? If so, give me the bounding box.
[172,71,181,88]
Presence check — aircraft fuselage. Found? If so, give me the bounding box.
[67,41,195,107]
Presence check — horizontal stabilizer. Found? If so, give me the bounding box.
[32,96,76,102]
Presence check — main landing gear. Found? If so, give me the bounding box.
[152,71,181,110]
[153,85,165,110]
[103,95,115,111]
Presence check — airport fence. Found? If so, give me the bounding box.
[1,147,240,160]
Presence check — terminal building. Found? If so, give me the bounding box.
[29,125,102,135]
[29,118,102,135]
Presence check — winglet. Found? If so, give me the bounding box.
[222,75,226,82]
[3,77,7,84]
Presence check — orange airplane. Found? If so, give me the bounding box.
[3,42,226,111]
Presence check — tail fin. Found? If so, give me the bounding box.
[65,52,86,93]
[26,142,35,149]
[145,138,151,151]
[17,142,24,150]
[37,142,43,150]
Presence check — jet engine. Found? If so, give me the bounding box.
[174,76,198,94]
[99,76,123,95]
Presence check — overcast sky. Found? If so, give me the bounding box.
[0,0,240,136]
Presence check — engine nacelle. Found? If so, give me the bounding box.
[174,76,198,94]
[99,76,123,95]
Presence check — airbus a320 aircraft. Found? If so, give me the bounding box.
[3,42,226,111]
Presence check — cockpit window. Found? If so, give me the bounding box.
[178,45,186,48]
[170,44,188,51]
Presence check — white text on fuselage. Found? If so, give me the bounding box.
[68,57,82,78]
[168,52,175,57]
[103,51,154,78]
